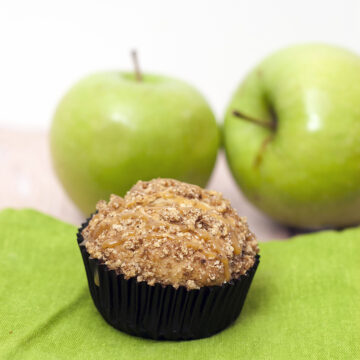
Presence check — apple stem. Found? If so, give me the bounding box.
[232,110,276,130]
[131,50,143,82]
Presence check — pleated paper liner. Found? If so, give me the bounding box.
[77,217,260,340]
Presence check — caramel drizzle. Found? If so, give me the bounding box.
[101,191,242,282]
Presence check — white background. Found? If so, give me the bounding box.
[1,0,360,130]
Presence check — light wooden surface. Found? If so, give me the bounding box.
[0,128,291,241]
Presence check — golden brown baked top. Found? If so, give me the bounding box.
[82,178,259,290]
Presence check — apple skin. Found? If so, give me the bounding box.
[50,72,219,215]
[224,44,360,229]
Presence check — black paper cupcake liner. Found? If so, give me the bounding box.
[77,217,260,340]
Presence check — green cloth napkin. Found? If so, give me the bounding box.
[0,209,359,360]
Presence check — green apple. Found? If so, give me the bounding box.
[50,72,219,215]
[224,44,360,229]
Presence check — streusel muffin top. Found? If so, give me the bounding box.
[82,178,259,290]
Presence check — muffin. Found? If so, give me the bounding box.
[77,178,259,340]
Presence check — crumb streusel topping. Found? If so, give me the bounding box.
[82,178,259,290]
